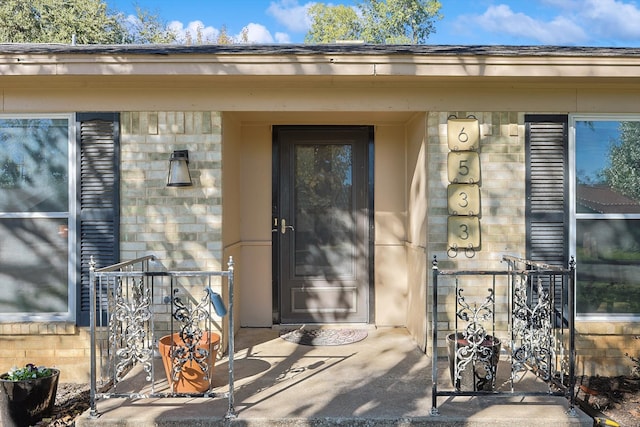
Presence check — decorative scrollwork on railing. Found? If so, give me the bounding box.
[108,277,153,382]
[169,289,212,382]
[452,287,499,391]
[511,274,554,380]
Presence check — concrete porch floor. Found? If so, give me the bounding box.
[76,327,592,427]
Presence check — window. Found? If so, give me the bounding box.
[0,115,74,320]
[571,116,640,318]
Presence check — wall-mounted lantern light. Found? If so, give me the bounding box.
[167,150,193,187]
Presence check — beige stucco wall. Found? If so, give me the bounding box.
[223,113,414,328]
[374,124,409,326]
[405,113,429,351]
[236,122,273,327]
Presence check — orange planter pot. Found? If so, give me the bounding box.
[159,332,220,393]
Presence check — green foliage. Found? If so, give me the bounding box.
[5,364,53,381]
[603,122,640,201]
[305,0,442,44]
[125,6,177,44]
[0,0,176,44]
[305,4,362,43]
[0,0,128,44]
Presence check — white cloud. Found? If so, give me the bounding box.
[158,0,310,45]
[275,32,292,43]
[168,20,218,43]
[244,23,275,43]
[459,1,640,46]
[474,4,587,44]
[579,0,640,40]
[267,0,314,33]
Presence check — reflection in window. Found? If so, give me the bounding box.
[575,119,640,316]
[0,119,69,212]
[0,117,70,316]
[294,144,355,276]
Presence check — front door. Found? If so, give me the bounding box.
[273,126,372,324]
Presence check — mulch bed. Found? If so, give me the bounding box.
[575,375,640,426]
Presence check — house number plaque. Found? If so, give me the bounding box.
[448,184,480,216]
[447,118,480,151]
[446,116,481,256]
[447,216,481,249]
[447,151,480,183]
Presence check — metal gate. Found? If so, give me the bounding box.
[88,255,236,419]
[430,255,577,415]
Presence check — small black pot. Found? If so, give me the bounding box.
[0,369,60,427]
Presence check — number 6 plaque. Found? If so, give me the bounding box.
[447,118,480,151]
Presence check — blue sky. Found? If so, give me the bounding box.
[107,0,640,46]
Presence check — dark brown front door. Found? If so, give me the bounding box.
[273,126,372,324]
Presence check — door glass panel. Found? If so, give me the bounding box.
[294,144,354,276]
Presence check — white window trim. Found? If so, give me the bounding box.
[0,113,76,323]
[570,113,640,322]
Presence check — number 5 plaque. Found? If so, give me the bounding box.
[447,151,480,183]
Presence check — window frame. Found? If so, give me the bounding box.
[570,113,640,321]
[0,113,76,322]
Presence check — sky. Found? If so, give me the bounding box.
[106,0,640,47]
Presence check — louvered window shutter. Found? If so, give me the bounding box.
[525,115,568,267]
[76,113,120,326]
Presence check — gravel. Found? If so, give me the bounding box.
[35,383,90,427]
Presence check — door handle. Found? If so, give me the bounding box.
[281,218,295,234]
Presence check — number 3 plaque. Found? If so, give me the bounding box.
[447,216,481,249]
[447,184,480,216]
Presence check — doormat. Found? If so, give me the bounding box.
[279,328,368,346]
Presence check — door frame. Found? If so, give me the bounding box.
[271,125,375,324]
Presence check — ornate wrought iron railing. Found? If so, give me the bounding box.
[88,255,236,419]
[430,255,576,416]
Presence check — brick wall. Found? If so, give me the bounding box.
[426,111,640,376]
[427,111,526,355]
[120,111,223,270]
[0,111,225,383]
[0,324,89,382]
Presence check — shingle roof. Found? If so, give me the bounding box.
[577,184,640,214]
[1,43,640,57]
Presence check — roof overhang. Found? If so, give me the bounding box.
[1,44,640,81]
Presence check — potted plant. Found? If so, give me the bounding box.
[159,331,221,393]
[0,363,60,427]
